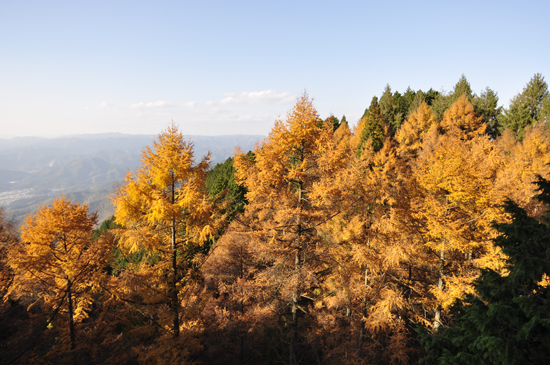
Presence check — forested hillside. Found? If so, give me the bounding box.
[1,74,550,364]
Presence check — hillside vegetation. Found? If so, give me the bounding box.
[1,74,550,364]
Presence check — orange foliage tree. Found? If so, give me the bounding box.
[396,101,435,159]
[7,197,111,351]
[234,94,336,364]
[494,125,550,217]
[0,208,17,298]
[412,96,505,329]
[112,123,215,361]
[312,121,427,363]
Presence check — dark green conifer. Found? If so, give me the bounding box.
[499,73,549,140]
[206,156,248,221]
[472,87,503,138]
[358,96,386,155]
[379,84,401,133]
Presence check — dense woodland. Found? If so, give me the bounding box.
[1,74,550,364]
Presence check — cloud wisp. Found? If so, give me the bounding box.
[96,91,293,111]
[220,90,294,105]
[98,101,114,108]
[130,100,173,109]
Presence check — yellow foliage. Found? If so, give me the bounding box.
[235,93,325,203]
[430,274,476,310]
[396,101,435,158]
[414,128,501,253]
[440,95,486,139]
[112,123,216,342]
[494,124,550,213]
[366,288,404,333]
[113,123,214,254]
[411,98,512,322]
[7,196,112,346]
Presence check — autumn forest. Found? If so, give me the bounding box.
[2,74,550,364]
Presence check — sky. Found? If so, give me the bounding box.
[1,0,549,138]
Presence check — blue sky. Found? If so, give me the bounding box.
[1,0,549,138]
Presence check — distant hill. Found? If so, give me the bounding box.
[0,133,263,225]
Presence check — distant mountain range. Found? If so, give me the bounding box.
[0,133,263,225]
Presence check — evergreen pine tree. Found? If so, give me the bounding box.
[472,87,503,138]
[358,96,386,155]
[499,73,549,140]
[379,84,401,133]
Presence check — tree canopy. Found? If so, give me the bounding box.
[3,75,550,364]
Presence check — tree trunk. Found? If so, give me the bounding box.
[433,249,444,330]
[358,266,368,357]
[239,244,245,365]
[434,198,449,330]
[290,248,299,365]
[67,282,76,350]
[171,175,180,338]
[290,181,303,365]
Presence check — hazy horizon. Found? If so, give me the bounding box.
[0,131,266,140]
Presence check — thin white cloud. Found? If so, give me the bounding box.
[184,101,196,107]
[220,90,294,105]
[130,100,172,109]
[98,101,113,108]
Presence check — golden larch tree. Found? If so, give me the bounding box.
[314,129,426,363]
[7,197,111,351]
[494,124,550,217]
[234,94,334,364]
[396,101,435,159]
[412,97,504,329]
[0,207,17,298]
[112,123,215,345]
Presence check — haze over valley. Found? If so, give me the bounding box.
[0,133,262,224]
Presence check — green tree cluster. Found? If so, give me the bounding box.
[206,156,248,222]
[499,73,550,140]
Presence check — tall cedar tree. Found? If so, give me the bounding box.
[234,94,333,364]
[472,87,502,138]
[379,85,401,133]
[358,96,386,155]
[7,197,111,351]
[499,73,550,140]
[420,175,550,364]
[112,123,215,356]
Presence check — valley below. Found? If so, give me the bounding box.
[0,133,262,225]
